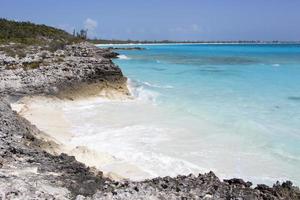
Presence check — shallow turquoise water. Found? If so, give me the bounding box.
[93,44,300,184]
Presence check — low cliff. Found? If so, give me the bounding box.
[0,42,123,98]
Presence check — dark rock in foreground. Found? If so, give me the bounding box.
[92,173,300,200]
[0,42,299,199]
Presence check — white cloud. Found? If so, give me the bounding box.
[84,18,98,31]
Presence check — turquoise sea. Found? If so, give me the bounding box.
[75,44,300,185]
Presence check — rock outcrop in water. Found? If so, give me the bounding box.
[0,42,299,199]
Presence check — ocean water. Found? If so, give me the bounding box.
[67,44,300,185]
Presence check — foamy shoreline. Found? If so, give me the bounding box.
[10,84,151,181]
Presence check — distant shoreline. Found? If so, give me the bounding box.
[96,42,300,46]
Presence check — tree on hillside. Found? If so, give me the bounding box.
[77,29,88,39]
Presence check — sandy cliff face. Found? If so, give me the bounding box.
[0,42,299,199]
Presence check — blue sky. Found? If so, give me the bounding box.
[1,0,300,41]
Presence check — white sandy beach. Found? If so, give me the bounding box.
[11,93,150,181]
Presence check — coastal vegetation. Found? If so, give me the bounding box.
[0,18,87,58]
[0,18,77,45]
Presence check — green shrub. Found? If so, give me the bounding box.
[0,18,80,46]
[0,44,27,58]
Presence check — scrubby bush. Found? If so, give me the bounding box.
[0,44,27,58]
[0,18,83,45]
[48,40,66,52]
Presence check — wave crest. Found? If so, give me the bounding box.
[127,79,159,103]
[118,55,131,60]
[142,81,173,89]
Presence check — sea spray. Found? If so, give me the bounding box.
[117,55,131,60]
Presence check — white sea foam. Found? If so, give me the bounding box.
[63,96,284,183]
[68,123,205,180]
[117,55,131,60]
[127,79,159,103]
[18,89,300,185]
[142,81,173,89]
[272,64,280,67]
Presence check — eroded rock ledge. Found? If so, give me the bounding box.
[0,42,299,199]
[0,42,125,98]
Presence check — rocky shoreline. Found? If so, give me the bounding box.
[0,42,299,199]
